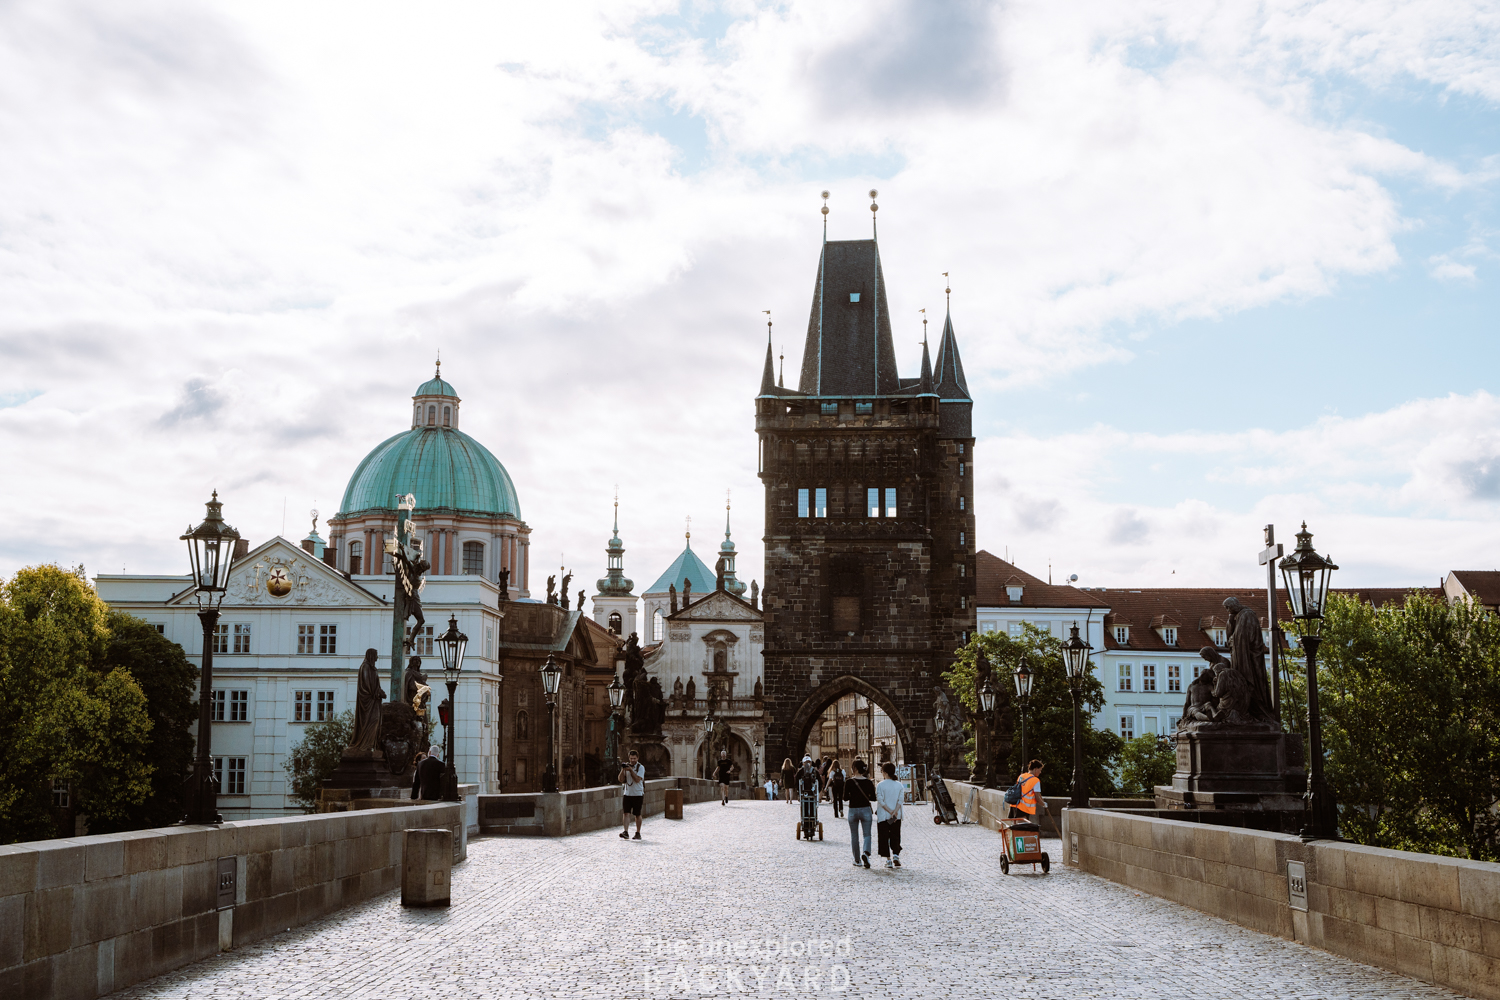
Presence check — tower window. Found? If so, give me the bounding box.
[608,612,621,635]
[885,488,896,517]
[653,609,664,642]
[867,488,880,518]
[959,532,965,547]
[428,405,436,426]
[349,540,363,574]
[959,496,965,511]
[849,292,860,303]
[959,443,965,454]
[462,541,484,575]
[443,406,451,427]
[814,488,827,518]
[820,402,838,416]
[855,401,873,415]
[959,463,965,477]
[797,488,810,518]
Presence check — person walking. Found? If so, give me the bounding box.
[875,761,905,868]
[411,744,444,801]
[780,757,797,804]
[763,776,778,801]
[843,759,877,868]
[619,749,646,840]
[1009,759,1048,823]
[714,749,734,805]
[829,760,847,818]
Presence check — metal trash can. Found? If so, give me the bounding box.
[664,788,684,820]
[401,828,452,907]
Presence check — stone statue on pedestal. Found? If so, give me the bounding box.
[349,648,386,751]
[1224,596,1277,723]
[498,568,509,601]
[403,655,431,714]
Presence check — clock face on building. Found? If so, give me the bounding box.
[266,566,292,597]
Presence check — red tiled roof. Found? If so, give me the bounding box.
[1449,570,1500,607]
[975,551,1109,610]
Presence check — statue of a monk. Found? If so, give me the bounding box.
[349,647,386,751]
[1223,597,1277,723]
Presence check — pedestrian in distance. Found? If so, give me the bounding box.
[781,757,797,804]
[843,759,877,867]
[411,744,444,801]
[829,760,847,818]
[763,776,778,801]
[875,760,904,868]
[714,749,734,805]
[1009,759,1049,823]
[619,749,646,839]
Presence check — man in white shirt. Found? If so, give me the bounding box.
[619,750,646,840]
[874,761,905,868]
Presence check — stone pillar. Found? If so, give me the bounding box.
[401,828,452,907]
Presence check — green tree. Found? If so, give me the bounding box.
[93,612,199,831]
[944,624,1121,798]
[1305,591,1500,861]
[283,711,354,812]
[1118,734,1176,796]
[0,566,156,843]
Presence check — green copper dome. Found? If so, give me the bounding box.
[414,376,458,398]
[340,427,520,518]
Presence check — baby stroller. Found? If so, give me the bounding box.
[997,816,1049,874]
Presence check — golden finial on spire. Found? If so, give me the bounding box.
[685,514,692,541]
[763,309,772,345]
[869,189,879,238]
[942,272,951,305]
[435,350,441,380]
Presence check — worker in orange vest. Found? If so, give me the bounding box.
[1008,760,1049,821]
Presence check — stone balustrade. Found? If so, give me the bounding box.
[478,777,753,836]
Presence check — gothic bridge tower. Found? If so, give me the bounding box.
[756,224,975,772]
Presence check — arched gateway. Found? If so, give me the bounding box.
[755,230,976,772]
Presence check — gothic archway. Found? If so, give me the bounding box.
[785,674,915,771]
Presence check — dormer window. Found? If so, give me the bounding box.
[849,292,860,303]
[1211,627,1226,646]
[1114,625,1128,643]
[1006,585,1023,603]
[1162,627,1178,646]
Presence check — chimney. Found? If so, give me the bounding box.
[301,539,315,555]
[233,539,250,562]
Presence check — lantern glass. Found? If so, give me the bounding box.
[978,678,996,715]
[608,675,624,709]
[1278,522,1338,632]
[1014,665,1034,700]
[181,492,240,610]
[540,653,561,697]
[436,614,468,684]
[1061,622,1091,683]
[934,712,946,734]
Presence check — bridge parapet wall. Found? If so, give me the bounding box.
[477,778,753,836]
[1062,808,1500,1000]
[0,802,463,1000]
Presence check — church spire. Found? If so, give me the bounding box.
[918,310,935,396]
[759,312,777,395]
[934,297,971,400]
[595,491,634,596]
[718,489,746,597]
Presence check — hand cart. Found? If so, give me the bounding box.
[998,817,1050,874]
[930,772,958,825]
[795,790,824,840]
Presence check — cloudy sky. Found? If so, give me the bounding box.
[4,0,1500,597]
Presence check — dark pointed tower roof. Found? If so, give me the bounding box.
[759,334,778,396]
[798,240,900,397]
[918,331,935,396]
[934,308,970,400]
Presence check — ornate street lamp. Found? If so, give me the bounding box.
[607,670,625,777]
[932,708,947,777]
[1061,622,1093,810]
[1013,663,1034,772]
[753,737,762,788]
[540,653,562,793]
[181,492,240,826]
[1278,522,1340,841]
[436,614,468,801]
[977,675,998,788]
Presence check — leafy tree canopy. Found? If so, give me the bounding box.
[283,711,354,812]
[945,624,1122,798]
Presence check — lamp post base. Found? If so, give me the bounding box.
[181,762,222,826]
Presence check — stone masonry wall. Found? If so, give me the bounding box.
[1063,807,1500,999]
[0,803,462,1000]
[477,778,753,837]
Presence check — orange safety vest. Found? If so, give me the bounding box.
[1015,773,1041,814]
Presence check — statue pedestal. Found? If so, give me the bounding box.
[1155,727,1307,819]
[629,733,672,779]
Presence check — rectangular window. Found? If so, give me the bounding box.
[405,624,434,656]
[868,488,880,518]
[152,623,165,635]
[854,401,873,415]
[885,488,897,518]
[232,623,252,654]
[298,624,315,655]
[959,462,965,477]
[1008,622,1022,637]
[230,690,248,722]
[1142,663,1157,692]
[1118,664,1133,692]
[1192,662,1205,679]
[820,402,838,415]
[319,624,338,655]
[1168,716,1180,732]
[1167,663,1182,693]
[1162,627,1177,646]
[814,488,827,518]
[211,689,226,722]
[462,541,484,575]
[294,690,312,723]
[212,623,229,655]
[797,488,810,518]
[1119,715,1135,741]
[981,620,995,634]
[486,625,494,659]
[317,690,335,721]
[1114,625,1129,644]
[1212,628,1226,646]
[51,778,69,808]
[215,757,246,795]
[1144,715,1159,736]
[483,689,492,728]
[959,496,965,510]
[959,531,965,547]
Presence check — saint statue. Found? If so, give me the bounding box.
[403,655,431,714]
[498,567,510,601]
[1223,597,1277,723]
[545,575,557,605]
[348,648,386,751]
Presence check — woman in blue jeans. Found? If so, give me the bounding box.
[843,759,878,868]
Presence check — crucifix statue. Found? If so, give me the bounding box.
[386,493,429,698]
[1257,525,1284,723]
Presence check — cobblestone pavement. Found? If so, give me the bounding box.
[111,800,1473,999]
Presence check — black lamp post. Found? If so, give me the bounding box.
[436,614,468,802]
[1061,622,1092,809]
[607,670,624,777]
[1278,522,1340,841]
[753,738,762,788]
[977,676,998,788]
[1013,663,1034,771]
[181,492,240,826]
[541,653,561,793]
[933,710,946,777]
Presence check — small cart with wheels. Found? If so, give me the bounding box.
[929,773,957,825]
[795,790,824,841]
[997,818,1049,875]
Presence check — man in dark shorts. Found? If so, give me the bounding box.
[619,749,646,839]
[714,749,734,805]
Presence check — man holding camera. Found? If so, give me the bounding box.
[619,749,646,840]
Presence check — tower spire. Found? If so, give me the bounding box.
[759,311,777,395]
[821,190,829,243]
[718,487,746,596]
[918,308,934,395]
[869,189,878,240]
